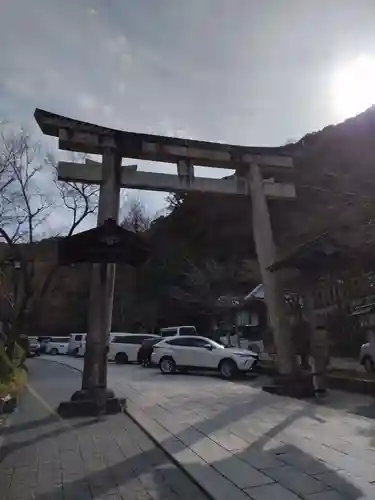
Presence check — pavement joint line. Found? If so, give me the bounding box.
[26,383,73,430]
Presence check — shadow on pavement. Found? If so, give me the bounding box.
[2,414,58,435]
[352,401,375,420]
[0,417,97,464]
[3,359,366,500]
[29,400,364,500]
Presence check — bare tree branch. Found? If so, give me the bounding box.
[47,152,99,237]
[121,197,152,233]
[0,125,100,351]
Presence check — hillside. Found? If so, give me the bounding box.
[160,106,375,262]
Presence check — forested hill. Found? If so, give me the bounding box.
[156,106,375,261]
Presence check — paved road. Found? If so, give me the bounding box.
[50,355,375,499]
[0,359,209,500]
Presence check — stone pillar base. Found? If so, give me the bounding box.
[71,388,115,401]
[262,373,315,399]
[57,388,125,418]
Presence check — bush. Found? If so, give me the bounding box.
[0,367,27,398]
[0,338,28,399]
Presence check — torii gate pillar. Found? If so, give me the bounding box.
[76,150,122,407]
[248,164,296,375]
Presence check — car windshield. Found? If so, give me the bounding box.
[208,339,225,349]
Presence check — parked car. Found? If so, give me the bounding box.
[76,332,117,357]
[151,335,259,379]
[38,336,52,354]
[108,333,160,364]
[68,333,86,356]
[360,341,375,372]
[27,336,40,357]
[159,326,197,338]
[76,342,86,357]
[45,337,70,355]
[137,337,163,367]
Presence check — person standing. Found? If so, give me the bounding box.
[311,324,330,396]
[291,317,311,371]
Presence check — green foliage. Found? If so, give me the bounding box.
[0,367,27,398]
[0,338,27,398]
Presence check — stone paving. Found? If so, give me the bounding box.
[50,355,375,499]
[0,360,209,500]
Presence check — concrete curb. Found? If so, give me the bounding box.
[35,356,83,374]
[125,403,215,500]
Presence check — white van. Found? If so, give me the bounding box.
[76,332,115,357]
[108,333,160,364]
[68,333,86,356]
[160,326,197,338]
[45,337,70,355]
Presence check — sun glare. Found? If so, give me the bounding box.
[333,55,375,119]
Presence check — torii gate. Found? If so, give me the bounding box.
[34,108,296,413]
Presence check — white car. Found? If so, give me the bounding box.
[45,337,70,355]
[151,335,259,379]
[160,326,197,337]
[68,333,86,356]
[360,341,375,372]
[108,333,161,364]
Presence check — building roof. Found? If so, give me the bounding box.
[351,303,375,316]
[269,234,350,272]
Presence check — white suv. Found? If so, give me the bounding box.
[151,335,259,379]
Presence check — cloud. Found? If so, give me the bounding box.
[2,0,375,229]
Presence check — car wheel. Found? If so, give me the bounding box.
[115,352,128,364]
[50,348,59,355]
[219,359,238,379]
[363,357,375,373]
[159,357,176,374]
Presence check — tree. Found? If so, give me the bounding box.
[168,258,257,331]
[165,192,186,211]
[115,198,154,330]
[0,124,99,356]
[120,197,153,233]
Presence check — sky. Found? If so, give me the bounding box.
[1,0,375,233]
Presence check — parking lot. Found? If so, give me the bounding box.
[44,355,375,499]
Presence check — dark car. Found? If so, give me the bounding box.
[137,337,162,367]
[27,336,41,357]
